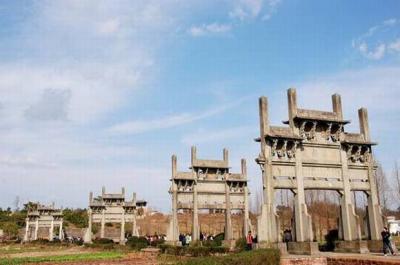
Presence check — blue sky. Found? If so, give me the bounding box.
[0,0,399,211]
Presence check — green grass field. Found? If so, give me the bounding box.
[0,251,124,265]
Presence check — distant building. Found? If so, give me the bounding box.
[387,216,400,235]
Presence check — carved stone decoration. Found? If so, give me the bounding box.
[360,147,371,163]
[299,121,307,139]
[325,122,333,141]
[307,121,317,141]
[346,144,353,159]
[331,124,343,142]
[277,140,288,157]
[271,139,278,156]
[287,141,298,159]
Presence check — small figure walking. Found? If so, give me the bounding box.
[246,231,253,251]
[382,227,396,256]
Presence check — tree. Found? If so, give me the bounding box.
[393,162,400,206]
[375,162,390,214]
[0,222,19,239]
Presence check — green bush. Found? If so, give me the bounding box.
[0,222,19,239]
[235,238,247,252]
[159,244,229,257]
[63,208,88,228]
[126,236,148,250]
[213,233,224,247]
[176,249,280,265]
[149,238,165,247]
[87,238,115,250]
[93,238,114,244]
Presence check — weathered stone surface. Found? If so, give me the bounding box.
[335,240,369,254]
[287,241,319,255]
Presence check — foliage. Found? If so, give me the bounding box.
[126,236,148,250]
[0,222,19,239]
[86,238,115,250]
[175,249,280,265]
[235,238,247,252]
[159,244,229,257]
[0,209,26,229]
[319,229,338,251]
[213,233,224,247]
[0,251,123,265]
[62,208,88,228]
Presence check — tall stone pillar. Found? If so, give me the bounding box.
[293,151,312,242]
[242,159,250,237]
[170,155,179,241]
[366,160,383,240]
[339,149,361,241]
[132,192,139,237]
[192,180,199,241]
[224,180,232,241]
[24,219,29,242]
[34,218,39,240]
[359,108,383,240]
[120,212,125,245]
[59,220,63,240]
[49,219,54,241]
[86,209,93,243]
[256,96,280,243]
[100,209,105,238]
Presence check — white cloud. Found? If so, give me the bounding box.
[229,0,281,21]
[189,23,232,37]
[388,39,400,52]
[108,97,250,134]
[353,18,399,60]
[358,42,386,60]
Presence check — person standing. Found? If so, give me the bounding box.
[246,231,253,251]
[382,227,396,256]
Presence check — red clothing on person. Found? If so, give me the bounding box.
[246,234,253,244]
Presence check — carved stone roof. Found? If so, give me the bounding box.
[227,173,246,180]
[283,109,350,124]
[255,126,303,142]
[342,133,377,145]
[174,172,194,180]
[191,159,229,169]
[102,194,124,199]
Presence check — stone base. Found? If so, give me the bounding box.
[222,240,236,250]
[367,240,382,253]
[287,242,319,255]
[335,240,369,253]
[255,241,287,255]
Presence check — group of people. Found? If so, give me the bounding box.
[178,233,192,246]
[178,232,219,246]
[145,234,166,245]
